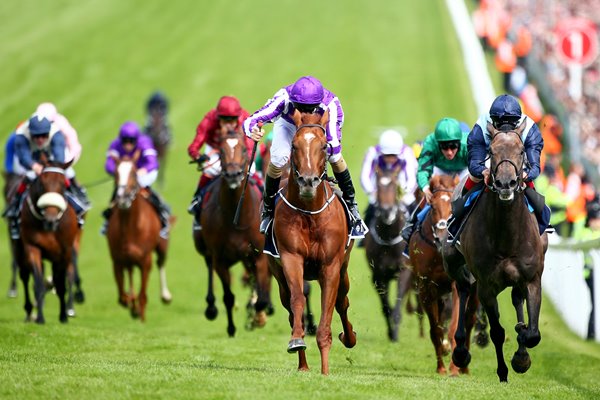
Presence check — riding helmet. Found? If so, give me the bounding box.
[28,115,52,136]
[434,118,462,142]
[216,96,242,117]
[119,121,141,139]
[289,76,324,105]
[489,94,522,129]
[378,129,404,155]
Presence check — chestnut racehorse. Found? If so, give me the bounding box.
[193,128,271,337]
[363,161,413,342]
[443,123,548,382]
[106,155,172,322]
[409,174,479,375]
[13,161,78,323]
[268,111,356,375]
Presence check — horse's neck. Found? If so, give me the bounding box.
[485,192,533,243]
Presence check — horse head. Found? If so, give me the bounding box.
[218,128,248,189]
[113,152,140,209]
[428,174,458,247]
[28,158,73,231]
[290,110,329,200]
[487,121,526,202]
[374,160,402,226]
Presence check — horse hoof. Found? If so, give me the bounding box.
[514,322,526,334]
[227,326,236,337]
[253,311,267,328]
[452,348,471,369]
[74,290,85,304]
[67,308,76,318]
[205,306,218,321]
[7,288,17,298]
[511,351,531,373]
[161,294,172,304]
[266,304,275,316]
[442,339,451,355]
[338,331,357,348]
[35,317,46,325]
[60,315,69,324]
[287,338,306,353]
[475,330,489,348]
[306,324,317,336]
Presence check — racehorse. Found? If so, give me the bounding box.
[363,161,413,342]
[408,174,478,375]
[145,110,171,188]
[106,154,172,322]
[268,110,356,375]
[443,123,548,382]
[13,160,78,323]
[3,171,20,298]
[193,127,271,337]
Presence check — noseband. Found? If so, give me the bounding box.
[27,166,68,222]
[488,131,526,194]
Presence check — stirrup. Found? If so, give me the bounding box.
[349,219,368,239]
[187,198,199,215]
[259,211,272,234]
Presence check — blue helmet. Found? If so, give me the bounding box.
[147,91,168,113]
[29,115,52,136]
[119,121,141,140]
[489,94,522,130]
[289,76,324,105]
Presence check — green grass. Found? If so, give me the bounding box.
[0,1,599,399]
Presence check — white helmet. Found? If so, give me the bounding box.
[378,129,404,155]
[35,102,58,122]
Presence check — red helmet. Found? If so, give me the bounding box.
[216,96,242,117]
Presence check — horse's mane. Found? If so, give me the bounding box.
[430,175,458,192]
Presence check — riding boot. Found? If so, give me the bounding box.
[188,185,202,216]
[147,187,171,238]
[334,169,367,238]
[3,192,23,239]
[401,208,419,243]
[100,208,112,235]
[260,175,281,234]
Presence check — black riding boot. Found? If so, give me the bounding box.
[3,192,23,239]
[188,185,202,216]
[260,175,281,234]
[335,169,367,237]
[401,208,419,243]
[69,177,91,207]
[147,187,171,238]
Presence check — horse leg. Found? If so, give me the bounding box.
[138,256,151,322]
[65,261,76,318]
[53,260,69,323]
[451,278,472,369]
[459,284,479,375]
[524,277,542,348]
[474,303,489,347]
[156,240,172,304]
[303,281,317,336]
[336,265,357,350]
[8,242,18,298]
[250,255,270,328]
[392,268,413,342]
[30,255,46,324]
[204,256,218,320]
[19,260,33,322]
[374,277,394,341]
[480,291,509,382]
[214,261,236,337]
[128,267,139,318]
[510,285,530,373]
[112,262,128,309]
[420,283,446,375]
[72,243,85,304]
[316,266,341,376]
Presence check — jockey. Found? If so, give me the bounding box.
[401,117,469,243]
[2,115,67,239]
[448,94,550,241]
[244,75,367,237]
[144,91,172,153]
[102,121,172,239]
[35,102,91,214]
[187,96,256,223]
[360,129,418,231]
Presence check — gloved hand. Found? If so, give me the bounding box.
[197,154,210,164]
[250,124,265,142]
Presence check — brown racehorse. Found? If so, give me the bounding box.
[409,174,478,375]
[363,161,413,342]
[193,127,271,337]
[13,161,78,323]
[145,111,171,188]
[443,123,548,382]
[268,110,356,375]
[3,171,20,298]
[106,155,172,322]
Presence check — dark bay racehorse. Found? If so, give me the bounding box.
[193,127,271,337]
[443,123,548,382]
[268,110,356,375]
[106,155,172,322]
[363,161,412,342]
[145,110,171,188]
[409,174,478,375]
[13,161,78,323]
[3,171,20,298]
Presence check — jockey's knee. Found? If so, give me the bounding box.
[329,155,346,173]
[266,162,284,179]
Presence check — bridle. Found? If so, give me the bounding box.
[27,166,68,224]
[487,130,527,194]
[219,132,248,184]
[290,124,330,186]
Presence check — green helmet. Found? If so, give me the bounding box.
[434,118,462,142]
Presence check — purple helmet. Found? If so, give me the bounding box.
[289,76,324,105]
[119,121,141,140]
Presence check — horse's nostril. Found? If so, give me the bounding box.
[509,179,517,188]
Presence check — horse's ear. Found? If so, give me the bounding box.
[39,152,49,166]
[486,122,499,138]
[515,119,526,135]
[132,149,141,163]
[291,109,302,127]
[320,110,330,127]
[62,158,74,170]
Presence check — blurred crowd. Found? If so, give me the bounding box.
[472,0,600,240]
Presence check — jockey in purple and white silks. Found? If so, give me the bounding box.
[243,75,367,237]
[102,121,172,239]
[360,129,418,230]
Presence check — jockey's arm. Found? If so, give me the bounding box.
[138,136,159,173]
[243,90,287,138]
[14,134,34,170]
[188,114,211,159]
[56,114,81,162]
[416,135,436,190]
[523,123,543,181]
[466,125,488,180]
[49,132,66,163]
[105,145,120,176]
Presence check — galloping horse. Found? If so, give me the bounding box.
[409,174,478,375]
[193,127,271,337]
[363,161,412,342]
[106,154,172,322]
[13,160,78,323]
[3,171,20,298]
[443,123,548,382]
[145,112,171,188]
[268,110,356,375]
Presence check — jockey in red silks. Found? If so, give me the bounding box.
[187,96,259,222]
[243,76,367,238]
[449,94,551,241]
